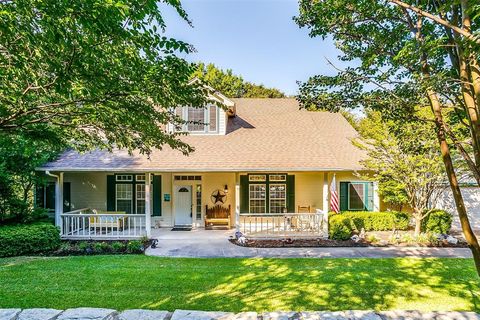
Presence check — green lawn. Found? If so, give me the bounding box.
[0,256,479,312]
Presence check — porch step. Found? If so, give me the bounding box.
[171,225,192,231]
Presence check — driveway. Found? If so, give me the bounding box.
[145,228,473,258]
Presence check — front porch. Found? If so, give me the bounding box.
[39,170,378,240]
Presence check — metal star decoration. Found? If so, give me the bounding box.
[211,190,226,204]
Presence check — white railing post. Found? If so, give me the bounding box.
[322,172,329,213]
[145,173,152,238]
[235,173,240,233]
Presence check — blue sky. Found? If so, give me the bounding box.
[161,0,343,96]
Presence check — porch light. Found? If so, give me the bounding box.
[224,185,228,194]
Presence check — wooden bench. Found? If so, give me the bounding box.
[205,204,231,229]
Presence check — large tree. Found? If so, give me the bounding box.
[0,0,208,155]
[295,0,480,273]
[356,110,445,235]
[192,63,286,98]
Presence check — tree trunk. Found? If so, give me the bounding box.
[428,88,480,275]
[414,216,422,236]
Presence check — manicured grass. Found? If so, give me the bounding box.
[0,256,479,312]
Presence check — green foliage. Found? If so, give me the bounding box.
[329,213,354,240]
[192,63,286,98]
[0,223,60,257]
[126,240,144,253]
[1,0,208,155]
[111,241,125,253]
[329,211,410,240]
[421,209,453,234]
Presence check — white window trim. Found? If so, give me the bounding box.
[115,184,133,213]
[176,105,219,135]
[249,184,267,214]
[135,184,146,215]
[347,182,366,211]
[269,183,286,214]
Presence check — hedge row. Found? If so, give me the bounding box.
[0,223,61,257]
[329,211,410,240]
[329,210,452,240]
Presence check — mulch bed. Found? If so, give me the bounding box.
[229,238,469,248]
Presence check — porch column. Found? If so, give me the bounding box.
[235,173,240,232]
[145,173,152,237]
[55,172,64,229]
[373,181,380,211]
[322,172,329,213]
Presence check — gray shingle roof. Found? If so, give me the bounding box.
[39,98,366,172]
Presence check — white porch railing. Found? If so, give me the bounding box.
[60,208,147,239]
[239,211,328,239]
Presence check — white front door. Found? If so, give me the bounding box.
[174,185,192,226]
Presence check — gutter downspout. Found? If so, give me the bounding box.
[46,171,64,230]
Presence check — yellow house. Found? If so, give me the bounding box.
[36,93,379,239]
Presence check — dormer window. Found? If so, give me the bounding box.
[175,105,219,134]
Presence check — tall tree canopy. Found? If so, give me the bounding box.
[192,63,286,98]
[295,0,480,273]
[0,0,208,155]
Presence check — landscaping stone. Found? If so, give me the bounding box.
[431,311,480,320]
[301,311,347,319]
[230,312,258,320]
[344,310,382,320]
[17,308,63,320]
[0,309,21,320]
[262,312,302,320]
[56,308,117,320]
[171,310,234,320]
[118,309,169,320]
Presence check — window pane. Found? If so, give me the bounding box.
[269,184,286,213]
[349,183,365,210]
[187,107,205,132]
[116,175,132,182]
[136,175,145,182]
[209,105,217,132]
[196,185,202,220]
[136,184,145,214]
[249,175,266,182]
[249,184,266,213]
[269,174,286,182]
[116,184,132,213]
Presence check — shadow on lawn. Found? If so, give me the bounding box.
[144,258,480,312]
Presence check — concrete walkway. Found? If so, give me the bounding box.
[146,229,472,258]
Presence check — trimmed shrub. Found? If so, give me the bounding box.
[328,211,410,240]
[329,214,354,240]
[421,209,452,234]
[0,223,60,257]
[126,240,144,253]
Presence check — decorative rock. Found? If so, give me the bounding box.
[230,312,257,320]
[17,308,63,320]
[351,235,360,242]
[118,309,169,320]
[344,310,381,320]
[301,311,347,319]
[433,311,480,320]
[171,310,234,320]
[446,236,458,245]
[0,309,21,320]
[56,308,117,320]
[262,312,302,320]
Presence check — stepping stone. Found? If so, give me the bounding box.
[171,310,234,320]
[231,312,258,320]
[56,308,117,320]
[262,312,302,320]
[0,309,21,320]
[378,310,435,319]
[302,311,347,320]
[118,309,169,320]
[432,312,480,320]
[344,311,381,320]
[18,309,63,320]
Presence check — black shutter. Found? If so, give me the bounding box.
[63,182,71,213]
[153,175,162,216]
[340,182,349,211]
[240,175,249,213]
[35,185,45,209]
[107,175,115,211]
[45,183,55,211]
[287,175,295,213]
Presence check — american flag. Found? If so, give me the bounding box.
[330,174,339,213]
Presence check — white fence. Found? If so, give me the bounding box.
[239,211,328,239]
[60,208,147,239]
